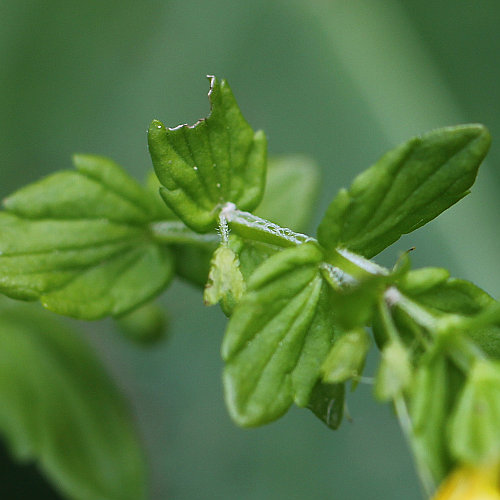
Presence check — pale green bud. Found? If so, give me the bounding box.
[374,339,411,401]
[322,328,371,385]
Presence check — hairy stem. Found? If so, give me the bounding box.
[220,202,314,248]
[328,247,388,281]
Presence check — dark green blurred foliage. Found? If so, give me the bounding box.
[1,1,500,498]
[0,441,62,499]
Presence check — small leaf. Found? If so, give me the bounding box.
[255,155,320,232]
[222,242,339,426]
[317,125,491,258]
[397,267,451,295]
[0,299,147,500]
[401,277,500,359]
[204,244,246,315]
[148,75,267,233]
[306,381,345,430]
[404,278,494,315]
[0,155,174,319]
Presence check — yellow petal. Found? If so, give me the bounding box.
[433,466,500,500]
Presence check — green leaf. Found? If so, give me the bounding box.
[5,154,158,223]
[317,125,491,258]
[222,242,339,426]
[0,299,147,500]
[0,155,174,319]
[397,267,451,295]
[400,277,500,359]
[306,381,345,430]
[403,277,494,316]
[255,155,320,232]
[448,360,500,465]
[148,75,267,233]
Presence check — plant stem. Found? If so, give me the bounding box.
[377,295,400,343]
[385,288,438,332]
[328,247,388,281]
[379,292,437,496]
[220,203,314,248]
[394,396,435,499]
[442,333,486,373]
[386,288,487,371]
[150,221,220,249]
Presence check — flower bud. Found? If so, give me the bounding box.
[449,360,500,465]
[116,302,168,345]
[374,339,411,401]
[321,328,371,385]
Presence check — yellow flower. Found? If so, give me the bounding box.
[433,465,500,500]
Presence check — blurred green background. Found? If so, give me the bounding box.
[1,1,499,498]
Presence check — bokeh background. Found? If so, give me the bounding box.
[1,1,500,498]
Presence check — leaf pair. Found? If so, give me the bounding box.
[149,77,491,263]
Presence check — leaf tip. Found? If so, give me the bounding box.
[149,119,165,133]
[147,120,169,163]
[473,123,492,152]
[71,152,83,165]
[2,195,12,211]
